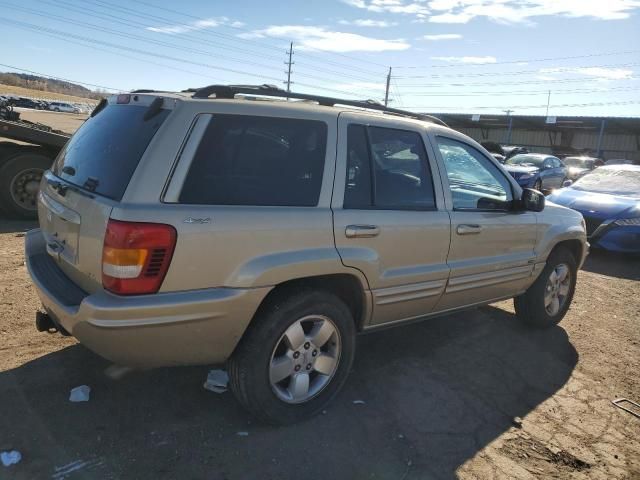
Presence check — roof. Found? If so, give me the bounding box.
[127,85,448,127]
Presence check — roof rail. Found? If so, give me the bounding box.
[189,84,448,127]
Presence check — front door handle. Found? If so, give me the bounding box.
[345,225,380,238]
[456,224,483,235]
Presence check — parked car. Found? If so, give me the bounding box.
[504,153,568,191]
[9,97,42,110]
[562,156,603,180]
[48,101,80,113]
[605,158,637,166]
[491,153,506,163]
[502,145,529,159]
[547,165,640,253]
[25,86,587,424]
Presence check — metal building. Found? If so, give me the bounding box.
[432,113,640,162]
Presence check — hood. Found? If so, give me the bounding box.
[547,187,640,219]
[504,165,539,174]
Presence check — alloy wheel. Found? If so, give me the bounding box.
[269,315,341,404]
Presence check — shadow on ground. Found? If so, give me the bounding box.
[0,306,577,479]
[581,249,640,281]
[0,219,37,235]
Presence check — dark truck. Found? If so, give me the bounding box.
[0,100,70,218]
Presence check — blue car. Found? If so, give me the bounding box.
[547,165,640,253]
[504,153,567,192]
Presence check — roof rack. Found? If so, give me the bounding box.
[187,84,448,127]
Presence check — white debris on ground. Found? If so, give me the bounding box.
[203,369,229,394]
[69,385,91,402]
[352,400,366,405]
[1,450,22,467]
[236,431,249,437]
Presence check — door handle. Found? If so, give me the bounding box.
[345,225,380,238]
[456,224,483,235]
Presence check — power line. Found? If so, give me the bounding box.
[86,0,387,77]
[408,100,640,111]
[393,62,640,79]
[0,18,370,98]
[405,86,640,97]
[24,0,383,84]
[396,76,639,89]
[132,0,390,71]
[395,50,640,69]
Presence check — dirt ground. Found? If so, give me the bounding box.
[0,218,638,480]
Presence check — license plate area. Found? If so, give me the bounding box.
[38,191,81,265]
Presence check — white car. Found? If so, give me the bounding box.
[48,101,80,113]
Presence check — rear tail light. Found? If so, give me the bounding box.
[102,219,177,295]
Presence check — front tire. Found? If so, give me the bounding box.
[533,179,543,191]
[228,290,356,425]
[514,246,577,328]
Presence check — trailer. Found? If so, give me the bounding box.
[0,104,71,219]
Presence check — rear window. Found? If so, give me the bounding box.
[179,114,327,206]
[53,104,170,200]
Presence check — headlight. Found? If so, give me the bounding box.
[519,174,533,180]
[614,217,640,226]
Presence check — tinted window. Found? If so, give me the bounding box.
[437,137,512,210]
[180,115,327,206]
[53,104,170,200]
[344,125,372,209]
[344,125,436,210]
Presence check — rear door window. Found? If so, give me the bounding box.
[344,124,436,210]
[53,103,170,200]
[179,115,327,206]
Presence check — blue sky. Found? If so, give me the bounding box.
[3,0,640,116]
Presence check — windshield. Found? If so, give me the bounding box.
[572,168,640,196]
[53,103,170,200]
[564,157,595,169]
[505,154,544,167]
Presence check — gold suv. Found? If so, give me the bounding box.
[26,85,587,424]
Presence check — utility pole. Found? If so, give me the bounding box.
[545,90,551,117]
[384,67,392,107]
[503,109,514,144]
[284,42,294,93]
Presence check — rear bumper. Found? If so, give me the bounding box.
[25,229,270,367]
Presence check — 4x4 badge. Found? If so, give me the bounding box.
[183,217,211,224]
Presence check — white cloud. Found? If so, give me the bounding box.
[421,33,462,40]
[344,0,640,24]
[540,67,634,79]
[431,55,497,64]
[339,18,398,27]
[342,0,430,19]
[238,25,410,52]
[147,17,239,34]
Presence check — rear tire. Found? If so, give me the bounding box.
[0,149,52,219]
[228,289,356,425]
[514,246,577,328]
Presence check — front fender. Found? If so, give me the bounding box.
[536,207,588,267]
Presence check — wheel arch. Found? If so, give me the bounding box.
[241,273,371,344]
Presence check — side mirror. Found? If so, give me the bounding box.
[521,188,545,212]
[562,179,573,188]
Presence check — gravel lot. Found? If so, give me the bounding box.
[0,219,638,479]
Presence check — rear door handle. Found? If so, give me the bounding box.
[345,225,380,238]
[456,224,483,235]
